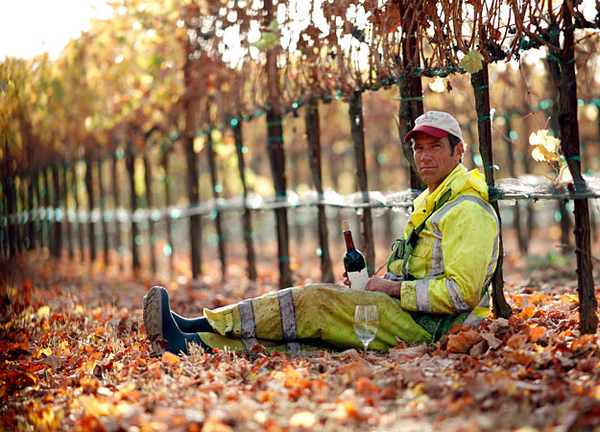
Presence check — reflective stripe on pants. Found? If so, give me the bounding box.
[201,284,433,351]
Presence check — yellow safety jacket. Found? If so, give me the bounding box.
[197,164,499,351]
[387,163,499,337]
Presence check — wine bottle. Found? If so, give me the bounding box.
[342,220,369,290]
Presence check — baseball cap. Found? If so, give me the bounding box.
[404,111,464,143]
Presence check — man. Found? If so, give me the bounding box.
[143,110,499,355]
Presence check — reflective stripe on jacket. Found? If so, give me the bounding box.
[387,164,499,323]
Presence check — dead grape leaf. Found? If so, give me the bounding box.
[355,376,379,396]
[428,77,445,93]
[389,343,429,361]
[37,305,51,318]
[506,332,528,350]
[460,50,484,73]
[447,329,483,353]
[505,349,536,366]
[529,130,561,162]
[162,351,181,364]
[528,324,547,342]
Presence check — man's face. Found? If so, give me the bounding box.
[412,133,463,192]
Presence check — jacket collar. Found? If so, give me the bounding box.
[414,164,489,214]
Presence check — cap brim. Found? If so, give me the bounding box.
[404,126,449,143]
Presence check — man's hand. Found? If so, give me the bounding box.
[342,271,351,287]
[365,276,401,298]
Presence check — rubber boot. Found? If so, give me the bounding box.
[142,293,214,333]
[142,286,210,355]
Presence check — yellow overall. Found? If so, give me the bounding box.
[198,164,499,352]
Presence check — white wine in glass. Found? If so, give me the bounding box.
[353,305,379,357]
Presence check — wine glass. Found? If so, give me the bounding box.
[353,305,379,358]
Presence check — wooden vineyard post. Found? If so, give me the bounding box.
[265,0,292,289]
[0,182,3,257]
[27,175,35,251]
[397,76,426,191]
[266,108,292,288]
[97,159,109,265]
[18,179,26,252]
[503,115,527,254]
[63,163,74,260]
[471,63,513,319]
[348,91,375,275]
[43,167,53,256]
[545,51,572,252]
[548,9,598,334]
[21,178,28,252]
[182,4,203,280]
[305,99,334,283]
[232,118,257,282]
[43,169,50,252]
[125,146,140,274]
[143,153,157,275]
[85,159,96,263]
[111,152,123,270]
[17,178,24,253]
[161,146,175,278]
[398,0,426,191]
[17,179,24,251]
[73,163,85,263]
[47,167,55,257]
[0,181,5,258]
[6,178,17,257]
[10,178,19,255]
[20,179,28,252]
[34,170,45,251]
[185,134,202,279]
[51,164,63,259]
[206,130,227,280]
[1,181,6,257]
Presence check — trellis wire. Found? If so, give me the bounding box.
[5,176,600,227]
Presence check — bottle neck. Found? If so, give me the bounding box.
[343,230,355,251]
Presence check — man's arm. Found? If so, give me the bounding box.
[365,276,401,298]
[400,199,499,315]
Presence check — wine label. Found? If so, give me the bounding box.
[348,268,369,290]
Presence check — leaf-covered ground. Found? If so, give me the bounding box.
[1,246,600,432]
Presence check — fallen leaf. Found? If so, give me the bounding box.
[469,339,488,356]
[79,396,113,417]
[289,410,317,428]
[447,329,483,354]
[202,417,234,432]
[355,376,379,396]
[528,324,547,342]
[333,400,362,420]
[37,306,51,318]
[162,351,181,364]
[39,355,64,371]
[480,331,503,349]
[389,343,430,362]
[38,347,52,358]
[506,333,528,350]
[505,349,536,366]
